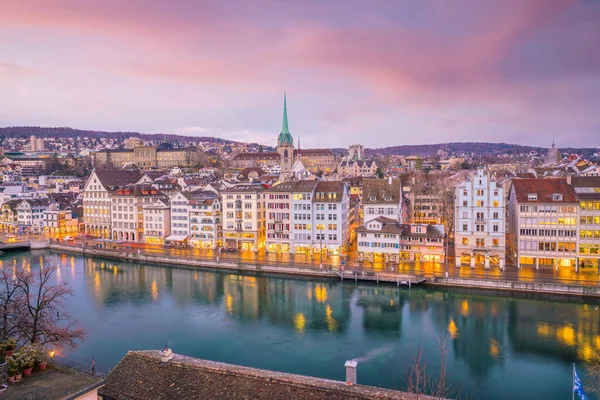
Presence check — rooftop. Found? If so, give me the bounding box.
[511,178,578,204]
[98,350,416,400]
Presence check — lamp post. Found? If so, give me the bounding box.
[319,224,323,269]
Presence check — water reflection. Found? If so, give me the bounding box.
[5,251,600,400]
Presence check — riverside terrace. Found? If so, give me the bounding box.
[98,350,420,400]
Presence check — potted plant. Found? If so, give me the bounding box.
[18,347,35,377]
[1,339,16,357]
[33,345,48,371]
[7,357,18,383]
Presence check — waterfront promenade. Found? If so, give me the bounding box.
[43,238,600,297]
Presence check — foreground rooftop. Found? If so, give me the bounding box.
[99,350,419,400]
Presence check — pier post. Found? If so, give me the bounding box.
[409,280,411,289]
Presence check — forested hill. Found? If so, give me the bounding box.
[0,126,239,144]
[367,142,597,157]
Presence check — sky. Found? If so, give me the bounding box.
[1,0,599,149]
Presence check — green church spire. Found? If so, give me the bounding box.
[278,91,293,146]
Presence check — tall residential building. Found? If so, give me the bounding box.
[265,182,294,253]
[571,176,600,269]
[312,181,350,256]
[110,184,165,242]
[454,168,506,269]
[508,178,578,269]
[169,191,192,243]
[221,184,265,251]
[30,135,45,152]
[82,169,141,238]
[142,198,171,245]
[188,192,222,249]
[291,180,319,255]
[16,199,49,233]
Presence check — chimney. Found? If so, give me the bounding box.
[566,175,572,185]
[345,360,357,385]
[388,176,392,185]
[161,345,173,362]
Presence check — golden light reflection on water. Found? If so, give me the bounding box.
[294,312,306,334]
[325,305,338,332]
[556,324,576,346]
[448,318,458,339]
[460,300,469,317]
[537,323,550,336]
[94,272,101,297]
[489,339,500,358]
[225,294,233,315]
[113,266,118,276]
[315,284,327,303]
[151,280,158,301]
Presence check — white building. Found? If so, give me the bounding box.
[291,180,318,255]
[16,199,49,233]
[189,193,222,249]
[454,168,506,269]
[508,178,579,270]
[168,191,192,244]
[222,184,265,251]
[312,181,350,256]
[142,198,171,245]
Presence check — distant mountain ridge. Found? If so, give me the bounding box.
[0,127,596,157]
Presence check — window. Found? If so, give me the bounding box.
[476,238,485,247]
[493,200,499,207]
[493,238,499,246]
[527,193,537,201]
[552,194,563,201]
[476,189,484,196]
[493,225,499,232]
[462,238,468,245]
[493,212,499,219]
[463,201,468,207]
[462,224,467,231]
[476,200,484,207]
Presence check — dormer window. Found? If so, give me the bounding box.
[527,193,537,201]
[369,196,375,201]
[552,193,563,201]
[384,196,391,201]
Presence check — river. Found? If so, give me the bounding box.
[3,250,599,400]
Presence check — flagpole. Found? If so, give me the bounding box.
[573,363,575,400]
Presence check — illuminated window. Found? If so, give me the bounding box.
[462,238,468,245]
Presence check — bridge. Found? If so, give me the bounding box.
[335,270,428,287]
[0,240,49,251]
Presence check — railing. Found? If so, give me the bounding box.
[50,355,98,375]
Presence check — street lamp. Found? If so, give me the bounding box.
[319,224,324,269]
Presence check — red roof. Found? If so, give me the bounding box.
[511,178,577,204]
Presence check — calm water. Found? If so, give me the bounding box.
[4,250,600,400]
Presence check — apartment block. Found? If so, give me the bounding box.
[222,184,265,251]
[454,168,506,269]
[508,178,579,269]
[572,176,600,269]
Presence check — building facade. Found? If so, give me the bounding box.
[111,184,164,242]
[454,168,506,269]
[572,177,600,269]
[82,169,141,238]
[508,178,579,269]
[266,182,294,253]
[93,145,201,169]
[222,185,265,251]
[189,194,222,249]
[143,198,171,245]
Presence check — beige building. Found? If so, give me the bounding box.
[93,144,201,169]
[143,198,171,245]
[111,184,165,242]
[222,184,265,251]
[82,169,141,238]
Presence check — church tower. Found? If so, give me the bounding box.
[276,92,294,175]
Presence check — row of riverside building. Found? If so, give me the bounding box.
[80,167,600,271]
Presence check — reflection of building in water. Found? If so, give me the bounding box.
[507,299,600,363]
[356,287,408,335]
[222,276,351,333]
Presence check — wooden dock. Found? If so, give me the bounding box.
[335,270,428,287]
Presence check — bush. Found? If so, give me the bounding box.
[7,356,19,376]
[15,345,35,369]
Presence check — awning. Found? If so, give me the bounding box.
[165,235,189,242]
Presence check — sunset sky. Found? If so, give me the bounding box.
[1,0,599,148]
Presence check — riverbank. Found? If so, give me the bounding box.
[47,243,600,298]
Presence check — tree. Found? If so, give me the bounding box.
[375,167,384,179]
[258,145,263,153]
[416,156,423,171]
[0,263,86,349]
[0,268,25,341]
